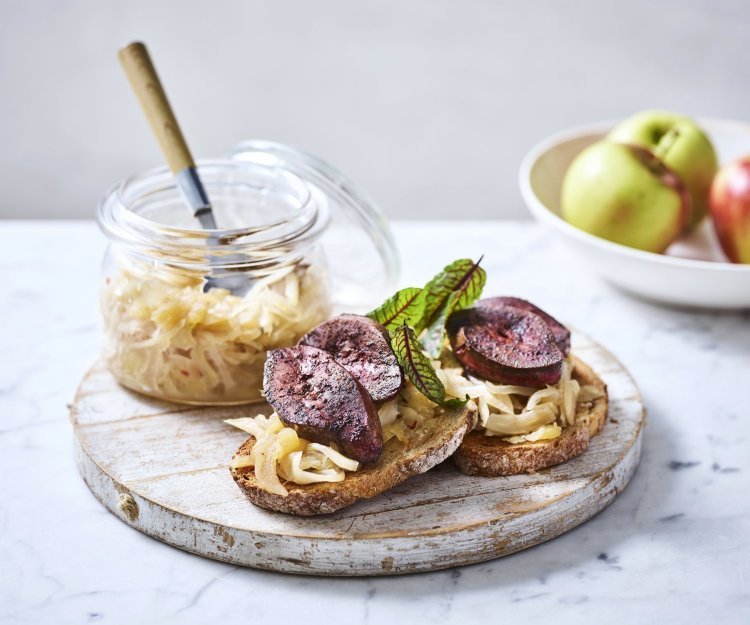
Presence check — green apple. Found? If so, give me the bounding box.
[561,141,690,253]
[608,110,718,230]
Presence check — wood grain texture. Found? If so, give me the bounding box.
[70,331,644,576]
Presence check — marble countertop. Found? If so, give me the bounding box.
[1,220,748,624]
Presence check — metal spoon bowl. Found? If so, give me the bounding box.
[118,41,253,295]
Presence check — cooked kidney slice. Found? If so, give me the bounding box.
[263,345,383,464]
[476,297,570,356]
[299,314,403,402]
[447,306,564,387]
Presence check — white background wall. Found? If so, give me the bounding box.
[1,0,748,220]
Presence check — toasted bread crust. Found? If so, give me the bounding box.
[230,404,477,516]
[453,354,608,477]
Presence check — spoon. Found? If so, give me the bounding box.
[118,41,250,294]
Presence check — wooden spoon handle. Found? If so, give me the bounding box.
[118,41,194,173]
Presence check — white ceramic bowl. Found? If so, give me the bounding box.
[519,119,750,309]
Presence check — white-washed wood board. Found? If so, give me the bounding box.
[70,332,644,576]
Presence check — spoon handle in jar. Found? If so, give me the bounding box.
[118,41,216,229]
[118,42,195,173]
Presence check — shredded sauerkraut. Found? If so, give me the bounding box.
[101,262,331,405]
[434,349,603,443]
[377,381,438,444]
[226,414,360,496]
[227,378,439,495]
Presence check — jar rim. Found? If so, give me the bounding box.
[97,159,327,267]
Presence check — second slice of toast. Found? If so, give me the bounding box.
[453,354,608,477]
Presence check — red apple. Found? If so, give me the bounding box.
[709,157,750,263]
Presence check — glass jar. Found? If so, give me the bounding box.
[97,159,334,405]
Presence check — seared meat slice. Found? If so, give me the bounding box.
[447,306,564,387]
[299,314,403,402]
[477,297,570,356]
[263,345,383,464]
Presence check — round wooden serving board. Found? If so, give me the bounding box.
[70,332,644,576]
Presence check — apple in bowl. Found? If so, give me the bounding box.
[608,111,718,230]
[519,118,750,309]
[709,156,750,263]
[561,141,690,253]
[561,111,717,254]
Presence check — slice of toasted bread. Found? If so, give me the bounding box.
[453,354,608,477]
[230,404,477,516]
